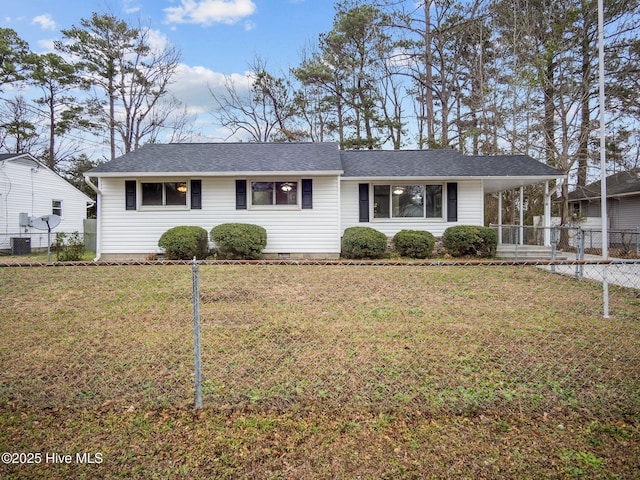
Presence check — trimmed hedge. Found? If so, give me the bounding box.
[158,226,209,260]
[342,226,388,259]
[211,223,267,260]
[393,229,435,259]
[442,225,497,258]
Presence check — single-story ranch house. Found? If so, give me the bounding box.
[85,142,564,260]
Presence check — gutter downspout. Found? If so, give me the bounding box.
[84,175,102,261]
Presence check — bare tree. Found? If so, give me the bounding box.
[209,57,298,142]
[116,25,181,152]
[141,96,198,144]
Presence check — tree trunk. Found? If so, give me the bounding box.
[423,0,435,145]
[577,6,592,187]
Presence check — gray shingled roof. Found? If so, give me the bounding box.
[568,168,640,201]
[89,142,343,175]
[340,150,562,178]
[87,143,563,185]
[0,153,37,162]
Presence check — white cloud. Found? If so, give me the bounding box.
[123,0,141,14]
[164,0,257,26]
[32,14,56,31]
[145,28,170,53]
[35,38,56,53]
[169,63,251,115]
[167,63,255,140]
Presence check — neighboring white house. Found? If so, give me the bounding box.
[0,153,94,253]
[85,142,564,260]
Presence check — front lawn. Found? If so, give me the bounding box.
[1,262,638,478]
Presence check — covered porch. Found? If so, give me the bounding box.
[483,175,564,260]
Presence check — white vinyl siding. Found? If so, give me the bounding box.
[0,157,91,250]
[573,195,640,230]
[97,176,341,257]
[340,180,484,237]
[612,196,640,230]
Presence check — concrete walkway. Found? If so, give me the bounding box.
[540,255,640,290]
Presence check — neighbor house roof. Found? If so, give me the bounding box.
[87,142,564,192]
[0,153,41,163]
[88,142,344,176]
[568,168,640,201]
[0,152,94,204]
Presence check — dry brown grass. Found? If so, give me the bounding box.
[1,261,639,478]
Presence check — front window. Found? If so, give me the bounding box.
[251,181,298,206]
[374,184,443,219]
[141,182,187,206]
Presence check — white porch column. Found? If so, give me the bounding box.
[519,186,524,245]
[544,181,551,246]
[498,192,503,244]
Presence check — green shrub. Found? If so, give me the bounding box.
[55,232,85,261]
[393,229,435,259]
[211,223,267,260]
[158,226,209,260]
[442,225,497,258]
[341,226,388,259]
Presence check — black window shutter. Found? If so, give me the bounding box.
[447,182,458,222]
[235,180,247,209]
[125,180,136,210]
[358,183,369,222]
[301,179,313,209]
[190,180,202,209]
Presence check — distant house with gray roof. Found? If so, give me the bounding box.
[85,142,563,260]
[568,168,640,232]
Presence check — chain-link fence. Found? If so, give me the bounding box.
[579,228,640,258]
[493,224,640,259]
[1,259,638,419]
[0,231,96,257]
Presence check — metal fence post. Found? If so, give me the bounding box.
[602,263,610,319]
[550,227,557,273]
[576,227,584,281]
[192,258,203,409]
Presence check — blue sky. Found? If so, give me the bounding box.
[1,0,337,143]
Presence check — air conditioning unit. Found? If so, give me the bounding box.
[11,237,31,255]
